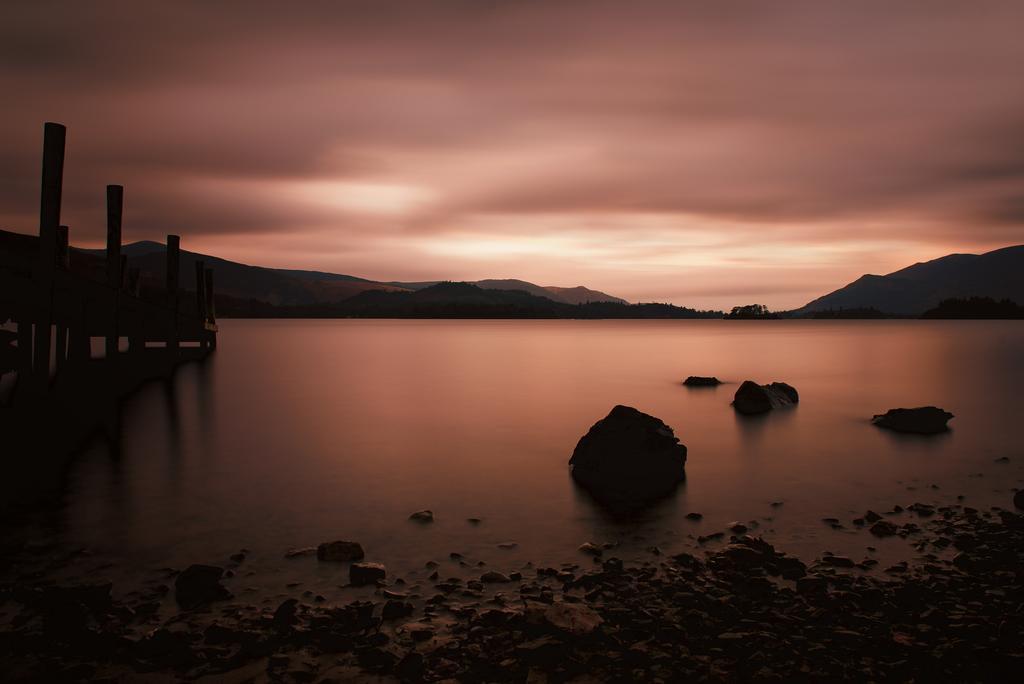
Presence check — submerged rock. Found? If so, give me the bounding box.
[732,381,799,415]
[175,564,231,609]
[683,376,721,387]
[871,407,953,434]
[409,510,434,523]
[569,405,687,504]
[350,562,386,586]
[317,540,365,562]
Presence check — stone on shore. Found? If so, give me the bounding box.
[569,405,687,504]
[175,564,231,609]
[542,602,603,635]
[350,562,386,586]
[732,380,799,415]
[316,540,365,562]
[871,407,954,434]
[683,376,721,387]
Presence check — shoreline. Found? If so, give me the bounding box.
[2,494,1022,682]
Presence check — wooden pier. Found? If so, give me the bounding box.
[0,122,218,500]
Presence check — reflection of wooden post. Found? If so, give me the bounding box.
[195,260,207,349]
[204,267,216,349]
[166,235,180,357]
[55,225,70,372]
[33,122,65,391]
[105,185,123,361]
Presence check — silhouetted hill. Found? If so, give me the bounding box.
[216,282,720,319]
[82,242,409,305]
[795,245,1024,315]
[387,278,627,304]
[84,241,629,309]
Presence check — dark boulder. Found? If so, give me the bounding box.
[871,407,953,434]
[732,381,799,415]
[683,376,721,387]
[569,405,687,503]
[317,540,365,562]
[174,564,231,609]
[1014,490,1024,510]
[350,562,386,586]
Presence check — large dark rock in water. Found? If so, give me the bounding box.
[732,381,799,415]
[683,376,721,387]
[175,564,231,609]
[569,405,687,503]
[872,407,953,434]
[317,540,365,562]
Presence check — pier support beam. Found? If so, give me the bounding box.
[55,225,69,372]
[166,235,180,358]
[105,185,123,362]
[32,122,65,392]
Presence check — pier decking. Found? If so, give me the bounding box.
[0,123,218,500]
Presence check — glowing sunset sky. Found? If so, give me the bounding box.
[2,1,1023,309]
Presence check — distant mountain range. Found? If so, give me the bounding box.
[51,237,1024,318]
[86,241,627,308]
[794,245,1024,315]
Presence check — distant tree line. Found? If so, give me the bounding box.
[723,304,779,319]
[920,297,1024,319]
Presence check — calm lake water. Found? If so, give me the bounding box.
[9,320,1024,601]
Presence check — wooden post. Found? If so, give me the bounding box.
[32,122,65,391]
[195,260,207,349]
[166,235,180,357]
[204,267,216,349]
[56,225,69,268]
[105,185,123,361]
[55,225,70,371]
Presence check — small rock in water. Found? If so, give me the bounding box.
[466,518,482,525]
[995,456,1010,463]
[284,547,317,559]
[497,542,518,550]
[685,512,704,521]
[728,522,748,534]
[732,381,799,415]
[175,564,231,609]
[871,406,953,434]
[870,521,898,537]
[683,375,721,387]
[578,542,603,556]
[409,510,434,523]
[317,540,365,562]
[1014,490,1024,510]
[350,562,386,586]
[480,571,512,583]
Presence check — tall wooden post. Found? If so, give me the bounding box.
[195,260,207,349]
[166,235,180,357]
[55,225,70,372]
[105,185,123,361]
[32,122,65,391]
[204,267,216,349]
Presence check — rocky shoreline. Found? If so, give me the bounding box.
[2,494,1023,682]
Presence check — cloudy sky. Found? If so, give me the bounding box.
[2,1,1023,309]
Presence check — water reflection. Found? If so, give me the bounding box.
[8,319,1023,600]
